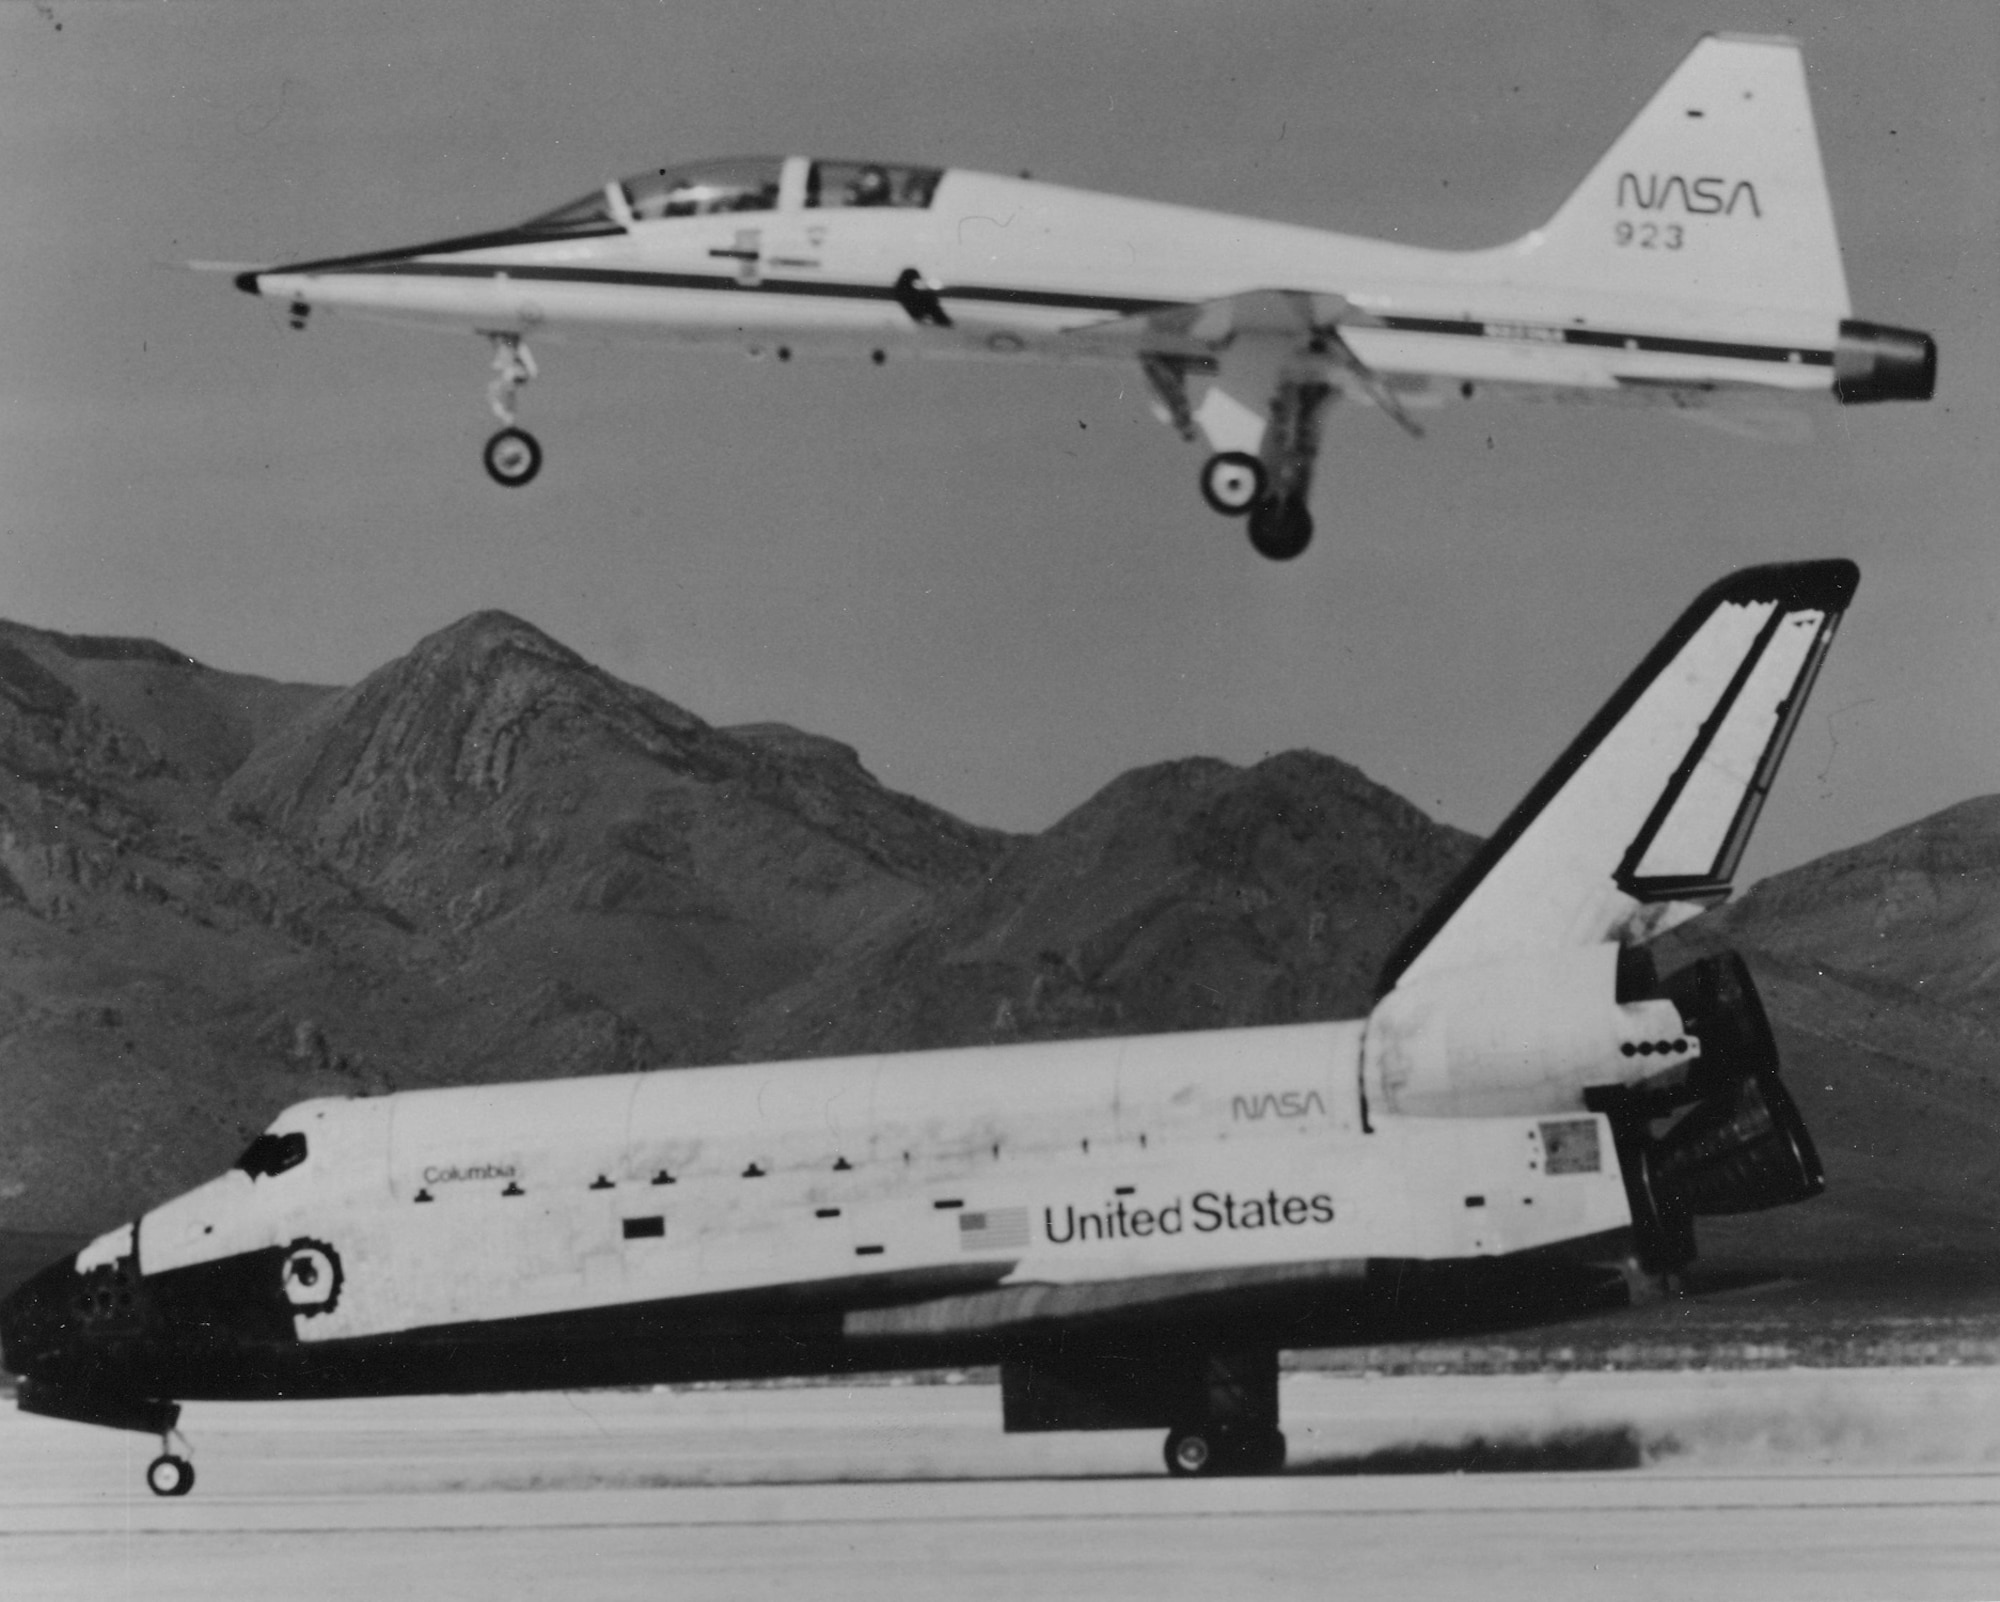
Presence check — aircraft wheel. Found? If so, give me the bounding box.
[146,1453,195,1497]
[483,427,543,488]
[1247,496,1313,561]
[1199,452,1266,516]
[1164,1426,1217,1477]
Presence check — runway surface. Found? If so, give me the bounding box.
[4,1368,1998,1600]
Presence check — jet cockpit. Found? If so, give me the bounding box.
[520,156,944,236]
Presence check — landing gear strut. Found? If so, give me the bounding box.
[482,333,542,487]
[147,1427,195,1497]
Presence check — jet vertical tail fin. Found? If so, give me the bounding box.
[1379,561,1858,996]
[1502,35,1851,325]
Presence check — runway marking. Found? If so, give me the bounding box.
[5,1472,1997,1537]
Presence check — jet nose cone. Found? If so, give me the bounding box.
[233,269,263,296]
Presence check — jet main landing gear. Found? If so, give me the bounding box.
[1200,452,1267,516]
[1247,495,1313,562]
[482,332,542,488]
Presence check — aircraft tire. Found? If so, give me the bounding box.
[483,427,543,488]
[1199,452,1266,516]
[1164,1426,1217,1477]
[1247,496,1313,561]
[146,1454,195,1497]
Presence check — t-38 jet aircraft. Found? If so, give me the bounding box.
[221,34,1930,559]
[4,559,1854,1492]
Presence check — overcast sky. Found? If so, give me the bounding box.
[2,1,1994,885]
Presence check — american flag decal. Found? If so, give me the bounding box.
[958,1207,1031,1251]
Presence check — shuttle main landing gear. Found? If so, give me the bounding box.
[1161,1348,1286,1478]
[147,1426,195,1497]
[483,333,542,487]
[1165,1421,1287,1477]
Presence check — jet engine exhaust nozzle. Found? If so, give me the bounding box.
[1833,320,1937,403]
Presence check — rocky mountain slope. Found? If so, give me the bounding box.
[0,614,1470,1233]
[1,611,1995,1280]
[1658,804,2000,1268]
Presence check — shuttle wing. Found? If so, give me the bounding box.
[1379,560,1858,994]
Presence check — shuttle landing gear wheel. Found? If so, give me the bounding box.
[1165,1427,1216,1477]
[1164,1424,1288,1477]
[147,1453,194,1497]
[483,427,543,488]
[1200,452,1266,516]
[1247,495,1313,561]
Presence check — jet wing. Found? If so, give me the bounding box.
[1065,289,1425,440]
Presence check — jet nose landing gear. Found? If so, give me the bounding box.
[482,332,542,487]
[483,427,543,488]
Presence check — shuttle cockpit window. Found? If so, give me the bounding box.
[517,188,623,238]
[806,160,942,210]
[622,158,782,222]
[235,1131,307,1180]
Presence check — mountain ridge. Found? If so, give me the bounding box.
[0,610,1994,1279]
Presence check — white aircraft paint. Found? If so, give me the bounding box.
[219,36,1933,556]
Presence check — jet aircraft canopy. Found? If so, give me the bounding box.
[623,158,782,221]
[801,159,941,210]
[519,157,944,234]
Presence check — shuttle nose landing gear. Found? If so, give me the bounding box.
[147,1428,195,1497]
[482,333,542,487]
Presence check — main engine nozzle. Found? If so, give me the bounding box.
[1652,951,1823,1215]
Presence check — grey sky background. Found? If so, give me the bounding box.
[2,1,1994,887]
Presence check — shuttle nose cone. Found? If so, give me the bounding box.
[0,1255,81,1378]
[233,269,263,296]
[0,1243,149,1384]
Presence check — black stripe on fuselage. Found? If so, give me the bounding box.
[73,1237,1632,1404]
[272,259,1835,368]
